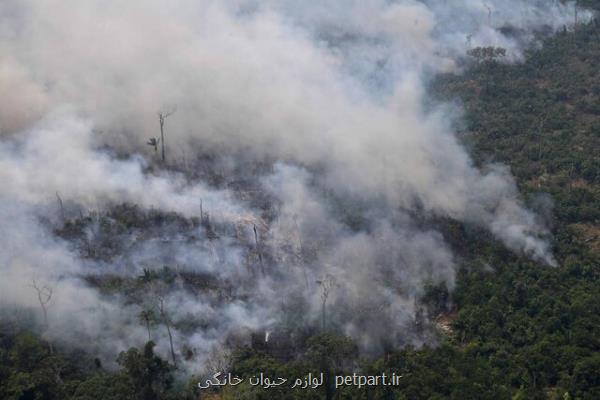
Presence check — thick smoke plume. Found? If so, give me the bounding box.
[0,0,587,372]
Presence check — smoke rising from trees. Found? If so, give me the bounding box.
[0,0,588,372]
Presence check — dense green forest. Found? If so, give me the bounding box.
[2,9,600,400]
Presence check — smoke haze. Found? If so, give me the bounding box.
[0,0,587,373]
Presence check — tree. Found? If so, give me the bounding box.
[157,295,177,368]
[30,279,53,332]
[484,3,492,26]
[307,334,358,400]
[138,308,157,342]
[68,373,133,400]
[117,341,174,400]
[2,333,66,400]
[253,224,265,275]
[157,108,176,162]
[467,46,507,63]
[571,354,600,398]
[316,274,336,332]
[55,192,65,222]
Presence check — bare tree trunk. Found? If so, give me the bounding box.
[30,279,54,353]
[293,218,310,290]
[145,318,152,342]
[165,322,176,366]
[158,297,177,367]
[322,300,326,332]
[158,108,176,163]
[253,224,265,275]
[318,275,335,332]
[159,116,165,162]
[55,192,65,222]
[31,280,52,328]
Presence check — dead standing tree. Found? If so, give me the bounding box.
[138,308,157,342]
[55,192,65,223]
[30,279,54,353]
[316,274,336,332]
[292,216,310,290]
[30,279,53,328]
[253,224,265,275]
[157,294,177,368]
[484,4,492,26]
[158,108,176,163]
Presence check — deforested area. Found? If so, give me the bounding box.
[1,1,599,399]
